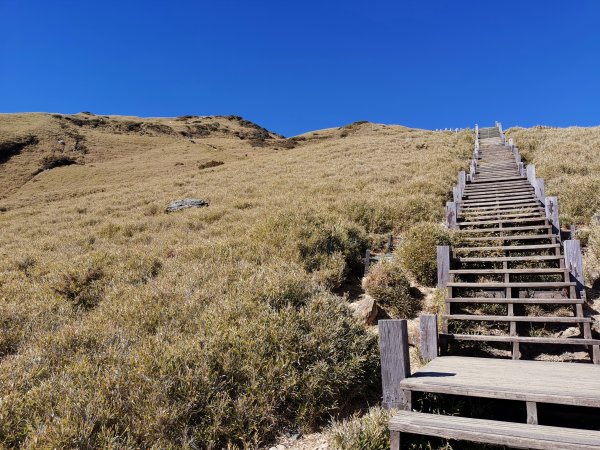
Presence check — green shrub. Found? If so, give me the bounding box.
[255,211,369,289]
[398,223,451,286]
[362,261,418,318]
[329,407,392,450]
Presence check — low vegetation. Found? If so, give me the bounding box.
[397,222,452,286]
[362,261,418,318]
[0,115,473,448]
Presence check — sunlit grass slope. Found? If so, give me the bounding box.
[0,113,471,448]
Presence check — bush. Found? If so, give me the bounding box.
[328,407,392,450]
[398,222,451,286]
[255,211,369,289]
[362,261,418,318]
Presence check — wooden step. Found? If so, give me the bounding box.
[459,217,548,226]
[460,212,545,221]
[456,225,552,234]
[447,281,574,288]
[445,314,592,323]
[462,198,539,207]
[445,297,582,304]
[461,234,558,242]
[458,255,562,263]
[441,333,600,346]
[472,176,526,184]
[389,410,600,450]
[449,267,567,274]
[454,244,560,252]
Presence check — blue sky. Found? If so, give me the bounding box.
[1,1,599,136]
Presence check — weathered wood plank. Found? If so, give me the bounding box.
[437,245,450,289]
[563,239,584,293]
[379,320,411,410]
[420,314,438,361]
[389,410,600,449]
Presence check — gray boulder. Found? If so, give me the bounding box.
[166,199,209,212]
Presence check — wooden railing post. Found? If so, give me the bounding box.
[445,202,457,229]
[420,314,438,361]
[458,171,466,195]
[526,164,536,185]
[379,319,411,410]
[534,178,545,202]
[564,239,584,292]
[517,162,525,177]
[437,245,450,288]
[545,196,560,237]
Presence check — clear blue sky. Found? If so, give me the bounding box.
[1,1,599,136]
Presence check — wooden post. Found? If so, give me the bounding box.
[526,164,536,185]
[564,240,584,293]
[379,319,411,410]
[437,245,450,288]
[458,171,466,195]
[387,234,394,251]
[526,402,539,425]
[420,314,438,361]
[517,162,525,177]
[453,185,461,204]
[594,214,600,225]
[570,224,576,240]
[515,152,521,164]
[445,202,457,229]
[364,249,371,276]
[545,196,560,237]
[509,137,514,149]
[534,178,545,201]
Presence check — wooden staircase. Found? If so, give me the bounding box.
[439,123,600,363]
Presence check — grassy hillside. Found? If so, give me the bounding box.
[0,113,472,448]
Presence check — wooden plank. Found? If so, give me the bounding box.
[461,234,558,242]
[419,315,438,361]
[449,267,568,274]
[447,281,574,288]
[379,320,411,410]
[459,217,547,226]
[389,411,600,449]
[456,225,552,233]
[526,401,538,425]
[437,245,450,288]
[443,333,600,345]
[446,201,457,228]
[454,244,560,252]
[458,255,562,262]
[445,314,590,323]
[545,196,560,236]
[563,239,584,292]
[401,356,600,407]
[446,297,582,304]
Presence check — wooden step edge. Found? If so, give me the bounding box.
[454,244,560,251]
[447,282,575,288]
[445,297,583,304]
[439,333,600,346]
[444,314,592,323]
[456,225,552,233]
[457,256,562,262]
[449,267,568,274]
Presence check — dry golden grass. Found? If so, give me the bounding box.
[0,113,472,448]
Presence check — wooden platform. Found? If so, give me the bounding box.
[400,356,600,409]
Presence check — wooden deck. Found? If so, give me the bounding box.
[401,356,600,409]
